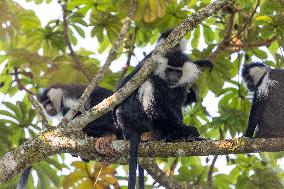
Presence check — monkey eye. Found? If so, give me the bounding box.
[42,98,52,106]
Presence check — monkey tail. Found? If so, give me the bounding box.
[138,165,145,189]
[16,167,32,189]
[128,133,140,189]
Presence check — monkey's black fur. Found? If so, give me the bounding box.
[242,62,284,138]
[114,43,212,188]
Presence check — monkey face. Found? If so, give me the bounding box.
[37,88,62,116]
[242,75,257,92]
[242,63,269,92]
[42,99,58,116]
[165,68,182,85]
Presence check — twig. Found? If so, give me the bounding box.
[234,0,260,39]
[61,2,92,82]
[208,11,235,61]
[58,0,137,128]
[207,155,218,188]
[13,68,36,95]
[167,158,179,176]
[232,35,277,48]
[28,95,51,131]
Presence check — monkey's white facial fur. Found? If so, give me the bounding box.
[177,62,200,86]
[47,88,63,114]
[249,66,269,85]
[154,55,200,87]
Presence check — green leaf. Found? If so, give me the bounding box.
[191,26,200,48]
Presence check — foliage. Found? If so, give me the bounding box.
[0,0,284,188]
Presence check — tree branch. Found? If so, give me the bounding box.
[1,136,284,183]
[28,95,51,131]
[115,26,137,90]
[140,159,203,189]
[13,68,36,95]
[232,35,278,48]
[61,2,92,82]
[208,11,235,61]
[58,0,137,128]
[207,155,218,188]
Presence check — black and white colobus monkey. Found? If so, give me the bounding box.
[242,62,284,138]
[36,84,122,138]
[114,30,213,189]
[17,84,121,189]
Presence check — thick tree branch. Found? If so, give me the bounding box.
[58,0,137,128]
[61,2,92,82]
[1,136,284,183]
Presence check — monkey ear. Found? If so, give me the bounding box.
[193,60,213,71]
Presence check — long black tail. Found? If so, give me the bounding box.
[16,167,32,189]
[138,165,144,189]
[128,133,140,189]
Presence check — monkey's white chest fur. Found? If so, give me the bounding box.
[138,80,155,115]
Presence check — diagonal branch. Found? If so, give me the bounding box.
[115,26,137,90]
[28,95,51,131]
[13,68,36,95]
[61,2,92,81]
[140,159,203,189]
[208,11,235,61]
[58,0,137,128]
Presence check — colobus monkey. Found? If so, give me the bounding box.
[114,31,213,189]
[36,84,122,138]
[242,62,284,138]
[17,84,121,189]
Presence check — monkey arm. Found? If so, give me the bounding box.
[244,92,266,138]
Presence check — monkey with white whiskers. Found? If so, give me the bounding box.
[37,84,122,138]
[242,62,284,138]
[114,30,213,189]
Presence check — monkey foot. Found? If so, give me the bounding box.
[94,134,117,157]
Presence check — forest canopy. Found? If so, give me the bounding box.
[0,0,284,188]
